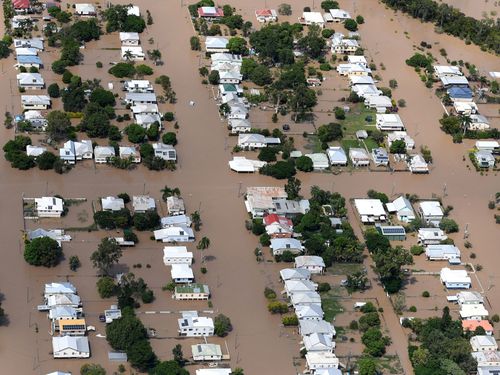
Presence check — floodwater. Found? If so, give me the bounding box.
[440,0,499,19]
[0,1,498,374]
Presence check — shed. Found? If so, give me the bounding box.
[375,225,406,241]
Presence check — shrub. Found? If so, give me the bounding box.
[334,106,345,120]
[408,306,417,312]
[322,29,334,38]
[69,255,80,271]
[282,314,299,326]
[422,291,430,298]
[410,245,424,256]
[356,15,364,24]
[108,63,136,78]
[349,320,359,330]
[135,64,153,76]
[278,3,292,16]
[259,233,271,246]
[97,276,116,298]
[51,60,67,74]
[492,314,500,323]
[439,218,459,233]
[344,19,358,31]
[96,61,103,68]
[214,314,232,337]
[359,312,381,331]
[36,152,58,170]
[317,283,331,293]
[264,287,277,300]
[258,147,278,162]
[47,83,60,98]
[295,155,313,172]
[268,301,288,314]
[163,112,174,121]
[360,302,377,313]
[162,132,177,146]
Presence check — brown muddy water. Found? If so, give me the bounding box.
[440,0,499,19]
[0,0,498,374]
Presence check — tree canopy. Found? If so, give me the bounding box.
[24,237,62,267]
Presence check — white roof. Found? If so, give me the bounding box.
[290,292,322,305]
[46,372,72,375]
[126,5,140,16]
[419,201,443,216]
[205,37,229,49]
[295,255,325,268]
[471,336,498,351]
[440,268,471,284]
[191,343,222,357]
[161,214,192,228]
[433,65,462,76]
[196,370,232,375]
[349,75,374,85]
[305,351,339,368]
[163,246,193,259]
[119,146,139,158]
[229,156,266,172]
[119,32,140,41]
[295,304,324,319]
[349,148,370,161]
[418,228,447,240]
[74,3,96,14]
[178,315,214,329]
[121,46,144,55]
[133,195,155,211]
[354,199,385,216]
[425,244,460,258]
[280,268,311,281]
[476,141,499,150]
[303,332,334,352]
[377,113,404,125]
[460,303,489,319]
[101,196,125,211]
[154,225,194,240]
[305,153,329,167]
[35,196,64,212]
[366,95,392,107]
[457,291,484,304]
[440,75,469,86]
[329,9,351,18]
[21,95,51,105]
[17,72,44,85]
[285,279,317,294]
[94,146,115,158]
[171,264,194,280]
[16,47,38,56]
[52,336,89,354]
[326,147,347,164]
[388,196,414,214]
[271,238,302,250]
[300,320,336,337]
[26,145,47,157]
[303,12,325,23]
[45,282,77,295]
[347,55,367,65]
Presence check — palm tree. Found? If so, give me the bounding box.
[191,210,201,231]
[149,49,162,65]
[123,50,133,62]
[197,236,210,250]
[459,114,472,135]
[161,186,181,202]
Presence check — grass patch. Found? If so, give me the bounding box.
[341,139,363,152]
[339,104,377,135]
[321,292,344,322]
[327,263,364,276]
[372,355,403,374]
[304,134,324,153]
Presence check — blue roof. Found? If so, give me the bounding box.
[447,86,472,99]
[17,55,42,64]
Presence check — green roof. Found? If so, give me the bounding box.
[222,83,237,92]
[175,283,210,294]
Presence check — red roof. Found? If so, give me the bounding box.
[263,214,293,227]
[462,320,493,332]
[197,7,224,18]
[13,0,30,9]
[255,9,273,17]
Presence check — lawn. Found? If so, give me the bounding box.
[341,138,379,153]
[327,263,364,276]
[321,291,344,322]
[339,104,377,135]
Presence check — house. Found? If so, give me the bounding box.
[457,291,484,305]
[52,336,90,358]
[132,195,155,213]
[228,118,251,134]
[45,282,77,297]
[48,305,80,321]
[447,86,473,102]
[21,95,51,110]
[171,264,194,283]
[167,196,185,216]
[16,55,43,69]
[274,198,310,217]
[35,197,64,218]
[440,268,471,289]
[440,75,469,88]
[227,100,248,119]
[426,245,461,262]
[264,214,293,238]
[330,33,359,54]
[376,114,405,131]
[229,157,266,173]
[244,186,288,217]
[476,141,499,153]
[305,352,340,373]
[163,246,193,265]
[347,55,367,67]
[126,5,140,16]
[125,92,157,105]
[255,9,278,22]
[302,332,335,353]
[218,70,242,84]
[196,370,231,375]
[28,229,71,244]
[469,114,491,131]
[16,47,38,57]
[299,320,336,339]
[305,153,330,170]
[329,9,351,22]
[408,154,429,174]
[295,256,325,274]
[475,150,495,168]
[58,318,86,336]
[473,351,500,367]
[94,146,115,163]
[121,46,145,61]
[386,196,415,223]
[463,320,494,335]
[354,199,386,223]
[350,76,375,86]
[433,65,462,78]
[59,140,93,164]
[46,294,81,308]
[14,38,44,50]
[387,131,415,150]
[417,228,447,245]
[13,0,31,14]
[299,12,325,28]
[119,32,140,46]
[352,84,382,98]
[174,284,210,300]
[349,148,370,167]
[101,196,125,211]
[154,226,195,242]
[131,104,159,117]
[238,133,280,149]
[460,303,489,320]
[295,304,324,321]
[211,53,243,66]
[453,101,478,115]
[161,214,192,228]
[371,148,389,166]
[471,336,498,352]
[191,344,222,361]
[124,80,154,93]
[337,63,371,76]
[284,280,317,297]
[365,96,393,112]
[418,201,443,225]
[197,6,224,19]
[178,311,214,337]
[205,37,229,53]
[119,146,141,163]
[271,238,303,256]
[375,225,406,241]
[12,15,34,30]
[219,83,244,97]
[290,292,322,307]
[153,143,177,161]
[104,307,122,323]
[326,147,348,166]
[280,268,311,282]
[74,3,96,16]
[23,110,47,129]
[26,145,47,158]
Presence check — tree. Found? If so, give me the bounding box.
[282,314,299,326]
[146,123,160,141]
[162,132,177,146]
[278,3,292,15]
[208,70,220,85]
[62,86,87,112]
[362,328,389,357]
[356,15,365,24]
[334,107,345,120]
[97,276,116,298]
[268,301,288,314]
[46,111,71,141]
[259,160,296,179]
[232,369,244,375]
[148,49,162,65]
[249,64,272,86]
[89,88,116,107]
[133,211,160,231]
[80,363,106,375]
[358,357,377,375]
[70,19,101,42]
[69,255,81,271]
[91,238,123,275]
[227,37,248,55]
[36,152,58,170]
[80,107,111,138]
[191,211,202,231]
[127,339,157,371]
[258,147,278,162]
[51,60,67,74]
[344,19,358,31]
[390,139,406,154]
[289,85,317,120]
[439,218,459,233]
[372,245,413,293]
[297,25,326,58]
[172,344,185,365]
[190,36,201,51]
[197,236,210,250]
[106,310,147,351]
[295,155,314,172]
[214,314,232,337]
[359,312,381,331]
[346,270,369,292]
[406,53,431,68]
[47,83,60,98]
[108,63,136,78]
[317,123,343,142]
[285,177,301,200]
[321,0,339,10]
[0,41,10,59]
[126,124,147,143]
[24,237,62,267]
[367,189,389,203]
[135,64,154,76]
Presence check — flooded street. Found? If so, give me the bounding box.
[0,0,498,374]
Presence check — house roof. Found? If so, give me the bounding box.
[175,283,209,294]
[326,147,347,164]
[295,255,325,268]
[49,306,78,319]
[154,225,194,240]
[280,268,311,281]
[35,196,64,212]
[460,303,489,319]
[264,214,292,227]
[433,65,462,76]
[418,228,447,240]
[171,264,194,280]
[447,86,473,99]
[119,146,139,158]
[21,95,51,105]
[305,153,329,167]
[349,148,370,160]
[52,336,89,354]
[196,370,232,375]
[457,291,484,304]
[16,47,38,56]
[198,6,224,17]
[245,186,287,210]
[229,157,266,172]
[463,320,493,332]
[295,304,324,318]
[303,332,334,351]
[290,292,322,305]
[366,95,392,107]
[302,12,325,24]
[17,55,42,64]
[425,244,460,258]
[271,238,302,250]
[329,9,351,18]
[94,146,116,158]
[125,92,157,103]
[471,336,498,351]
[285,279,317,293]
[300,320,335,336]
[161,214,192,228]
[440,267,471,284]
[13,0,30,9]
[45,282,77,295]
[26,145,47,157]
[440,75,469,86]
[255,9,277,17]
[205,37,229,49]
[191,343,222,357]
[163,246,193,259]
[133,195,155,211]
[386,196,414,214]
[305,352,339,368]
[419,201,443,216]
[354,199,385,217]
[166,196,185,212]
[101,196,125,211]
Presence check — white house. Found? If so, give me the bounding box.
[153,143,177,161]
[14,38,44,50]
[347,55,367,67]
[305,352,340,373]
[171,264,194,283]
[408,154,429,174]
[440,75,469,88]
[94,146,115,163]
[178,311,214,337]
[121,46,145,61]
[371,147,389,167]
[26,145,47,158]
[475,150,495,168]
[59,140,93,164]
[300,320,336,339]
[376,114,405,131]
[387,131,415,150]
[74,3,96,16]
[472,351,500,367]
[302,332,335,353]
[46,294,81,308]
[295,304,324,321]
[15,47,38,56]
[440,268,471,289]
[21,95,51,110]
[280,268,311,282]
[270,238,303,256]
[469,114,490,131]
[457,291,484,305]
[218,70,242,84]
[23,110,47,129]
[385,196,415,223]
[119,32,140,46]
[228,118,251,134]
[330,33,359,54]
[163,246,193,265]
[453,101,478,115]
[44,282,77,297]
[284,279,318,297]
[49,306,79,321]
[354,199,386,223]
[119,146,141,163]
[418,201,444,225]
[471,336,498,352]
[101,196,125,211]
[125,92,157,105]
[28,229,71,244]
[35,197,64,218]
[305,153,330,170]
[154,226,195,242]
[290,292,322,307]
[174,284,210,300]
[161,214,192,228]
[352,84,382,99]
[417,228,447,245]
[365,96,393,112]
[300,12,325,27]
[52,336,90,358]
[349,148,370,167]
[329,9,351,22]
[229,157,266,173]
[349,75,375,86]
[167,196,185,216]
[337,63,371,76]
[255,9,277,22]
[196,370,231,375]
[124,80,154,93]
[476,141,498,153]
[17,72,44,89]
[191,344,222,361]
[460,303,489,320]
[238,133,281,149]
[295,256,325,274]
[326,147,347,166]
[205,37,229,53]
[433,65,462,78]
[132,195,155,213]
[426,244,461,262]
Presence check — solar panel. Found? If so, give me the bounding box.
[62,324,85,330]
[381,227,405,235]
